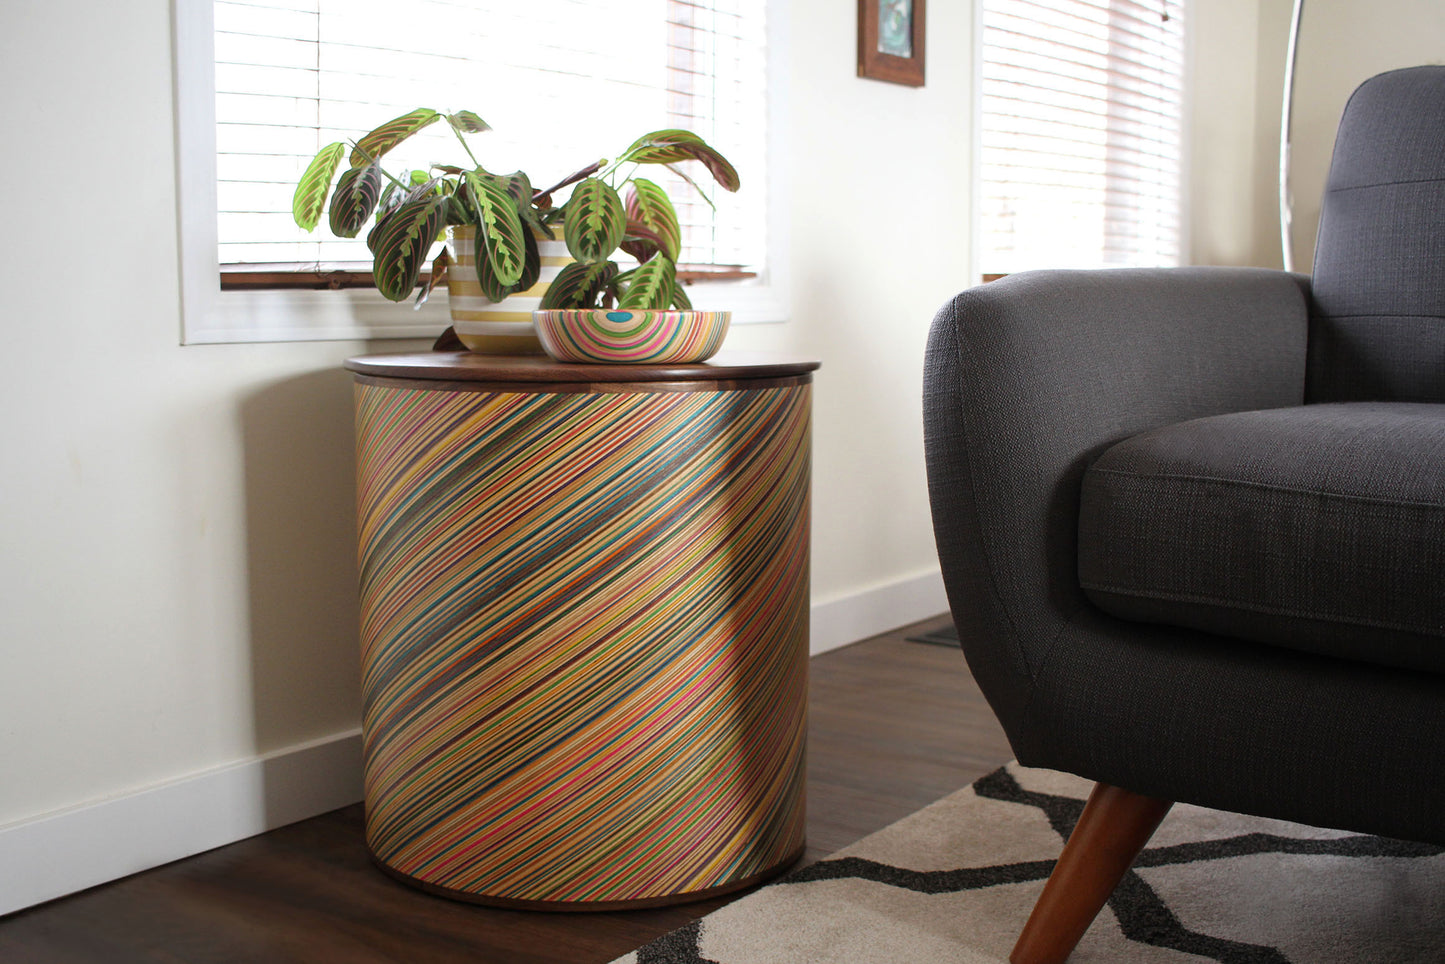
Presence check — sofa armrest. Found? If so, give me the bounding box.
[923,267,1309,733]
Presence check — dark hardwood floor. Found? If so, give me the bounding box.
[0,614,1012,963]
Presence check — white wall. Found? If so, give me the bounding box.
[0,0,970,846]
[0,0,1311,910]
[727,0,975,608]
[0,0,380,831]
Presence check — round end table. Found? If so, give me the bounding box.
[344,351,819,909]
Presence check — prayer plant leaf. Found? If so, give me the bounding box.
[446,110,490,134]
[617,256,676,309]
[351,108,440,167]
[671,280,692,310]
[563,177,626,263]
[377,180,405,224]
[516,224,542,292]
[293,142,346,231]
[540,261,620,309]
[462,172,526,288]
[327,163,383,238]
[443,179,471,226]
[504,171,552,240]
[474,224,539,302]
[619,129,740,192]
[369,194,448,302]
[623,178,681,261]
[415,246,450,309]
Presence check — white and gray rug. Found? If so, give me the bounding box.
[613,763,1445,963]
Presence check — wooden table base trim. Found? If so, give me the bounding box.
[370,844,808,912]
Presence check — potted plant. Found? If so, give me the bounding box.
[291,108,739,360]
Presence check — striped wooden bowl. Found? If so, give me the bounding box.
[446,225,572,355]
[534,309,731,364]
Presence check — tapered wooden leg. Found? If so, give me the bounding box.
[1010,782,1172,964]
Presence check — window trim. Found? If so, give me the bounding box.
[173,0,790,346]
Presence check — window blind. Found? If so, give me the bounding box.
[978,0,1185,274]
[212,0,766,271]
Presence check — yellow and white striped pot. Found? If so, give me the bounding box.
[446,225,573,355]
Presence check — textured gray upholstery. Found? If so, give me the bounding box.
[1308,66,1445,402]
[1079,403,1445,673]
[924,66,1445,845]
[925,267,1307,731]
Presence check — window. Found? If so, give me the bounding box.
[175,0,788,344]
[976,0,1186,277]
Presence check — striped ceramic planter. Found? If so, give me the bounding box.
[352,372,811,908]
[446,225,573,354]
[534,309,731,364]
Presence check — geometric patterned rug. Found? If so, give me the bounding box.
[612,763,1445,963]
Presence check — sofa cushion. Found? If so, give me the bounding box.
[1078,403,1445,673]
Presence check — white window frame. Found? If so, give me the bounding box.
[172,0,791,346]
[969,0,1195,282]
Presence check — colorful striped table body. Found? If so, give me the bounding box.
[346,353,819,909]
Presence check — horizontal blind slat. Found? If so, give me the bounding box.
[980,0,1184,274]
[214,0,767,272]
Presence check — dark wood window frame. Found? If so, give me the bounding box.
[219,263,757,292]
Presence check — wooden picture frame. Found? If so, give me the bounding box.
[857,0,926,87]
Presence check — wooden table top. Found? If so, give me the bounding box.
[344,351,820,384]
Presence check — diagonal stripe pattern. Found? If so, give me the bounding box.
[353,379,812,905]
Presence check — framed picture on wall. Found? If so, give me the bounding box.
[857,0,926,87]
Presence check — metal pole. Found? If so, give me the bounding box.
[1280,0,1304,271]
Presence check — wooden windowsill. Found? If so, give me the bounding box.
[219,262,757,292]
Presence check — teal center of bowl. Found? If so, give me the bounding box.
[606,311,633,323]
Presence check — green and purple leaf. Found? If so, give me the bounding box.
[415,246,450,308]
[473,224,540,302]
[619,129,740,192]
[503,171,553,240]
[376,180,405,224]
[443,178,471,226]
[617,256,676,309]
[540,260,620,310]
[462,172,526,288]
[621,177,680,262]
[368,194,448,301]
[671,279,692,310]
[446,110,490,134]
[327,163,383,238]
[351,108,440,167]
[292,141,346,231]
[516,224,542,292]
[563,177,626,263]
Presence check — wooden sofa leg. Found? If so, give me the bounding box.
[1010,782,1172,964]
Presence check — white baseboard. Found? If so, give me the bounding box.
[0,574,948,916]
[0,729,363,917]
[809,568,948,656]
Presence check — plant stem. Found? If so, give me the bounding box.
[533,159,605,205]
[665,162,717,213]
[350,140,409,192]
[450,124,485,171]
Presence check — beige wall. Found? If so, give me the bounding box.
[3,0,1403,832]
[1285,0,1445,270]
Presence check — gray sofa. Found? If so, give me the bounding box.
[923,65,1444,963]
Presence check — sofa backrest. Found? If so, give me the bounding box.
[1307,65,1445,403]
